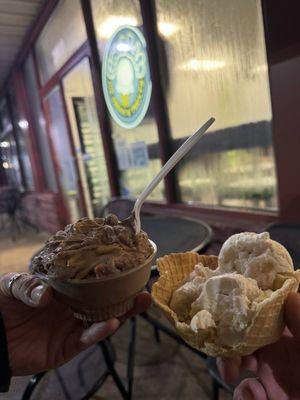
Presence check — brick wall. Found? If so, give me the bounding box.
[22,192,67,233]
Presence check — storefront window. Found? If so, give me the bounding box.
[44,87,83,222]
[35,0,87,84]
[63,58,111,217]
[0,102,22,189]
[23,55,57,191]
[0,133,22,188]
[91,0,164,200]
[8,90,35,191]
[156,0,277,210]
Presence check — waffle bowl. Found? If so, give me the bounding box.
[34,240,157,323]
[152,252,300,357]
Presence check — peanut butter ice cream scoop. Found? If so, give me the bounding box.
[32,214,153,280]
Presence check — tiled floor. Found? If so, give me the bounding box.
[0,227,232,400]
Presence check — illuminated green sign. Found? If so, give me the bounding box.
[102,26,152,129]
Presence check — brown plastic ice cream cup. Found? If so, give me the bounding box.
[35,240,157,322]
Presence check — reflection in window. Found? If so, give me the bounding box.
[91,0,164,200]
[0,96,34,189]
[156,0,277,210]
[35,0,87,84]
[0,131,22,188]
[45,88,82,222]
[23,56,57,191]
[63,58,111,217]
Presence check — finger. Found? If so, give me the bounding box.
[233,378,268,400]
[80,319,120,347]
[241,354,258,373]
[118,292,152,322]
[285,292,300,338]
[0,273,53,307]
[216,356,242,384]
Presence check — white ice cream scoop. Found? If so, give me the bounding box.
[218,232,294,289]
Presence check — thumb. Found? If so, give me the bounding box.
[285,291,300,338]
[233,378,268,400]
[0,272,52,307]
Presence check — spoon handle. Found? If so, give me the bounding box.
[133,117,215,230]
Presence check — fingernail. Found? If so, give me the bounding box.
[81,322,108,344]
[238,388,254,400]
[30,285,47,304]
[81,319,120,345]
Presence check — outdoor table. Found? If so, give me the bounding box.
[141,214,212,260]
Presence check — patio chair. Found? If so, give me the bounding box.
[265,222,300,268]
[21,334,135,400]
[0,187,38,239]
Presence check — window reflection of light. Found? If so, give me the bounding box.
[97,16,138,39]
[116,42,132,52]
[179,58,225,71]
[2,162,9,169]
[0,141,10,148]
[158,22,178,37]
[18,119,29,129]
[39,116,46,127]
[253,65,267,73]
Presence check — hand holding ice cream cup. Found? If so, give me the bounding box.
[152,232,300,357]
[31,214,156,323]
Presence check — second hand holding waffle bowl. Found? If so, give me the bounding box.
[32,117,215,322]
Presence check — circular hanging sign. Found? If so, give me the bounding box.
[102,26,152,129]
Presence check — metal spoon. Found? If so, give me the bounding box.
[123,117,215,233]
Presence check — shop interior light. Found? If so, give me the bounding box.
[97,16,138,39]
[18,119,29,129]
[2,162,9,169]
[158,22,178,37]
[0,141,10,148]
[179,58,225,71]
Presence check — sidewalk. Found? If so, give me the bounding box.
[0,230,48,275]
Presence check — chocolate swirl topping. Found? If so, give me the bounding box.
[32,214,153,280]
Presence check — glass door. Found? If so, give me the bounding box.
[63,58,111,218]
[43,87,83,222]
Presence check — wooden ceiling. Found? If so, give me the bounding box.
[0,0,45,88]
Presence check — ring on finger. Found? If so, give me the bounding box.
[8,273,29,296]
